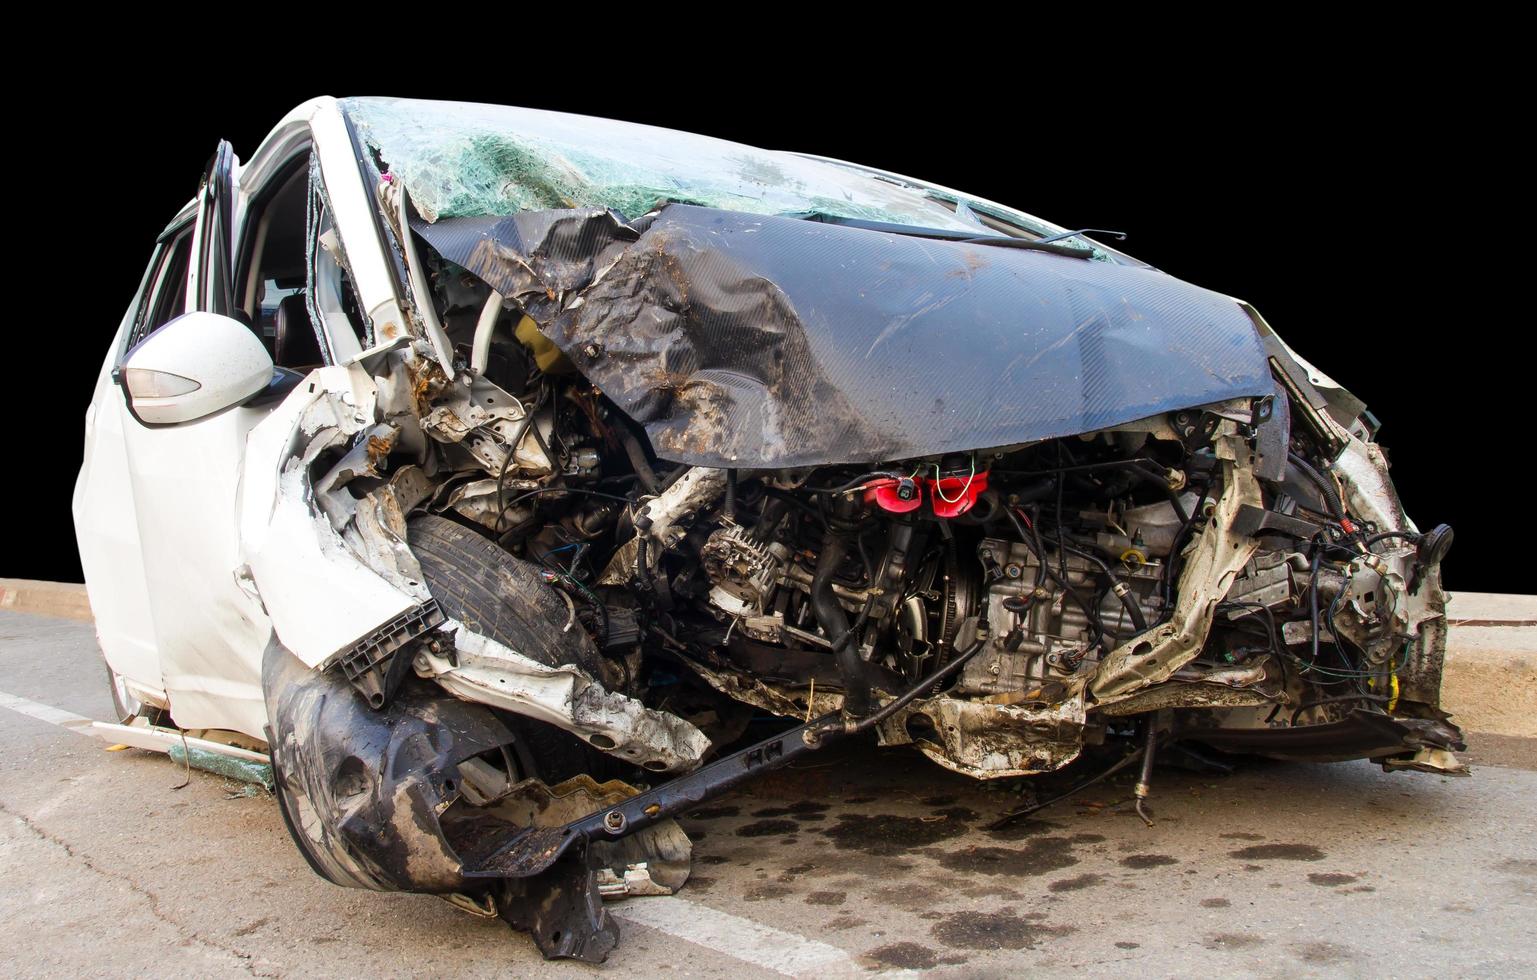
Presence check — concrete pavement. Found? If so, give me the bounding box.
[2,609,1535,977]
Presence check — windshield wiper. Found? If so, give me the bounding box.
[790,211,1101,259]
[960,228,1126,258]
[1035,227,1127,245]
[956,235,1096,258]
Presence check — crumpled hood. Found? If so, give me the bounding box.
[414,204,1272,467]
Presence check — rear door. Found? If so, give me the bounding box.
[113,141,276,737]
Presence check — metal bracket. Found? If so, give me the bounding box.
[1171,409,1221,452]
[1231,503,1321,540]
[1267,355,1347,459]
[1240,395,1275,438]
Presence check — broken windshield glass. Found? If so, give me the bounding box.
[341,97,1112,259]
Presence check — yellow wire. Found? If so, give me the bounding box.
[933,455,977,503]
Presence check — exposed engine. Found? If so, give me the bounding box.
[677,454,1184,707]
[394,268,1460,782]
[286,177,1463,793]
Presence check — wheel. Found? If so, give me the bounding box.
[406,513,618,780]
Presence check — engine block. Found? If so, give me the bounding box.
[960,537,1163,696]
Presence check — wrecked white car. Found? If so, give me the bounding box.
[73,96,1461,962]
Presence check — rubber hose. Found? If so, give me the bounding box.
[813,532,870,716]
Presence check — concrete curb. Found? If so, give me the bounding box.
[1,579,1531,738]
[0,578,93,622]
[1441,592,1537,739]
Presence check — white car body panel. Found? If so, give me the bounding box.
[74,323,166,703]
[117,387,276,734]
[237,364,418,670]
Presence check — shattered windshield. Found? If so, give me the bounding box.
[341,97,1106,255]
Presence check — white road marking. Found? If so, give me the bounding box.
[0,685,866,977]
[612,895,859,976]
[0,690,96,733]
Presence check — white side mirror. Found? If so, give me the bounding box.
[120,311,274,425]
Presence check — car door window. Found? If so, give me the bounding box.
[125,227,193,351]
[233,152,367,368]
[236,156,313,365]
[305,156,370,360]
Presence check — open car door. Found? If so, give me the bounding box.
[111,141,277,738]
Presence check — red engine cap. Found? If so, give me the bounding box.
[864,477,923,513]
[926,470,989,518]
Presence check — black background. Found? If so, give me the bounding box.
[10,53,1526,593]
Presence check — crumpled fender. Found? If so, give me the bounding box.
[238,365,426,668]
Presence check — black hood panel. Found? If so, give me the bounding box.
[415,205,1272,467]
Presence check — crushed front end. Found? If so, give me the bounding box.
[248,99,1462,962]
